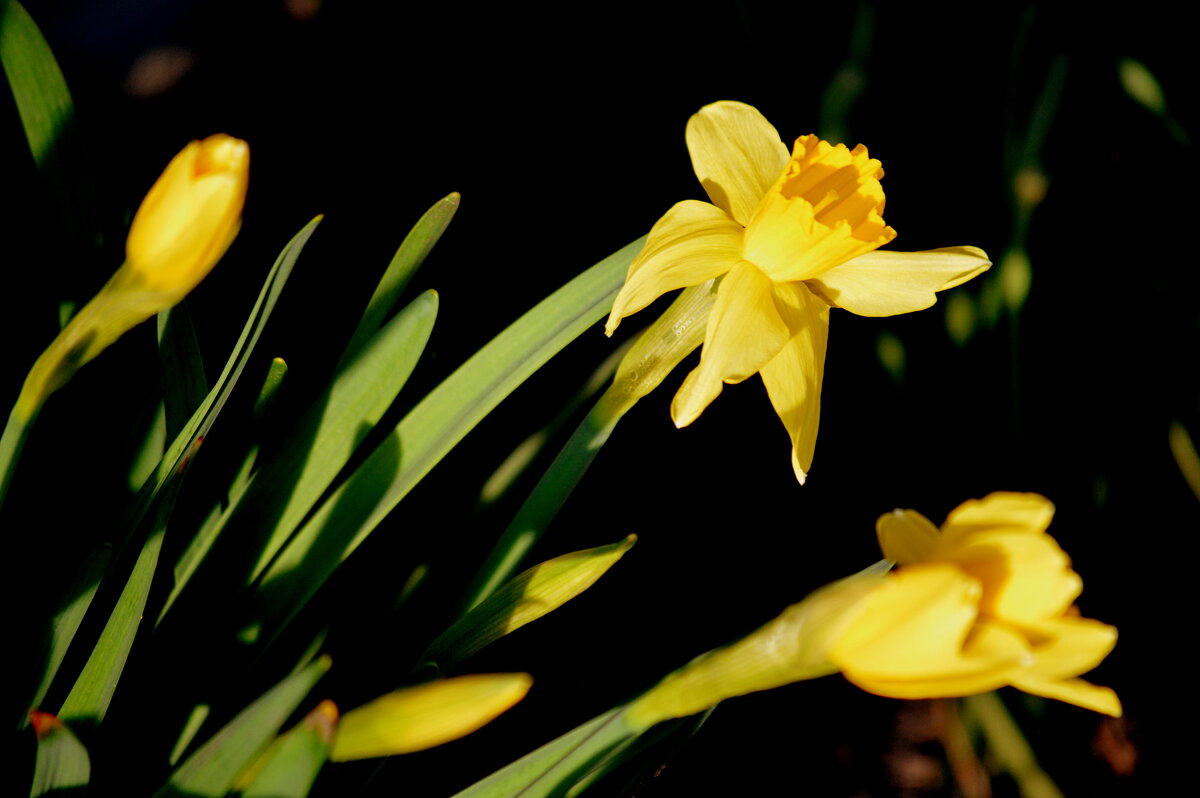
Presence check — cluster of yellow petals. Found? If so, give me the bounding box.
[829,492,1121,716]
[125,133,249,296]
[605,101,990,483]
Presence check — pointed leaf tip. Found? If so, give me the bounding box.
[29,710,61,739]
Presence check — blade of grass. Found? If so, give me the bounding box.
[249,236,645,640]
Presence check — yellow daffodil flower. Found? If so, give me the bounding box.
[14,134,248,421]
[625,492,1118,732]
[605,101,990,483]
[829,492,1121,716]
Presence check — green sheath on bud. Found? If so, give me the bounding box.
[626,562,890,731]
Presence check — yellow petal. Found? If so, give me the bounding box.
[685,101,790,226]
[330,674,532,760]
[743,136,895,283]
[671,261,791,427]
[805,246,991,317]
[876,508,941,564]
[1009,674,1122,717]
[605,200,742,335]
[758,284,829,483]
[941,492,1056,540]
[829,565,1025,696]
[127,134,249,295]
[939,530,1082,624]
[1021,615,1118,679]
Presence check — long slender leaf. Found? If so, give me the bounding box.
[153,656,331,798]
[452,708,636,798]
[24,545,111,723]
[250,236,644,637]
[157,302,209,441]
[0,0,99,244]
[32,219,317,716]
[159,289,438,620]
[57,452,194,725]
[118,217,320,550]
[341,192,459,366]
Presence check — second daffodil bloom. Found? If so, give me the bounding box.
[829,492,1121,716]
[605,102,990,482]
[626,492,1118,734]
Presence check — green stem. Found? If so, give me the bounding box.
[962,692,1063,798]
[0,405,32,511]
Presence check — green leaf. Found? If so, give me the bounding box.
[37,220,314,723]
[246,289,439,583]
[57,524,168,723]
[461,283,712,610]
[28,712,90,797]
[159,289,437,620]
[451,708,636,798]
[238,701,336,798]
[157,302,209,441]
[0,0,99,245]
[153,656,331,798]
[24,545,111,723]
[118,217,319,553]
[341,192,459,366]
[251,236,645,638]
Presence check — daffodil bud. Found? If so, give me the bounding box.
[124,134,248,296]
[13,135,248,421]
[625,563,889,731]
[425,535,636,670]
[330,674,532,761]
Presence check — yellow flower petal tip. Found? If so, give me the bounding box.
[830,492,1120,716]
[608,102,988,483]
[329,673,533,761]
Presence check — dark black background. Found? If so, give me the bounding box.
[4,1,1196,795]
